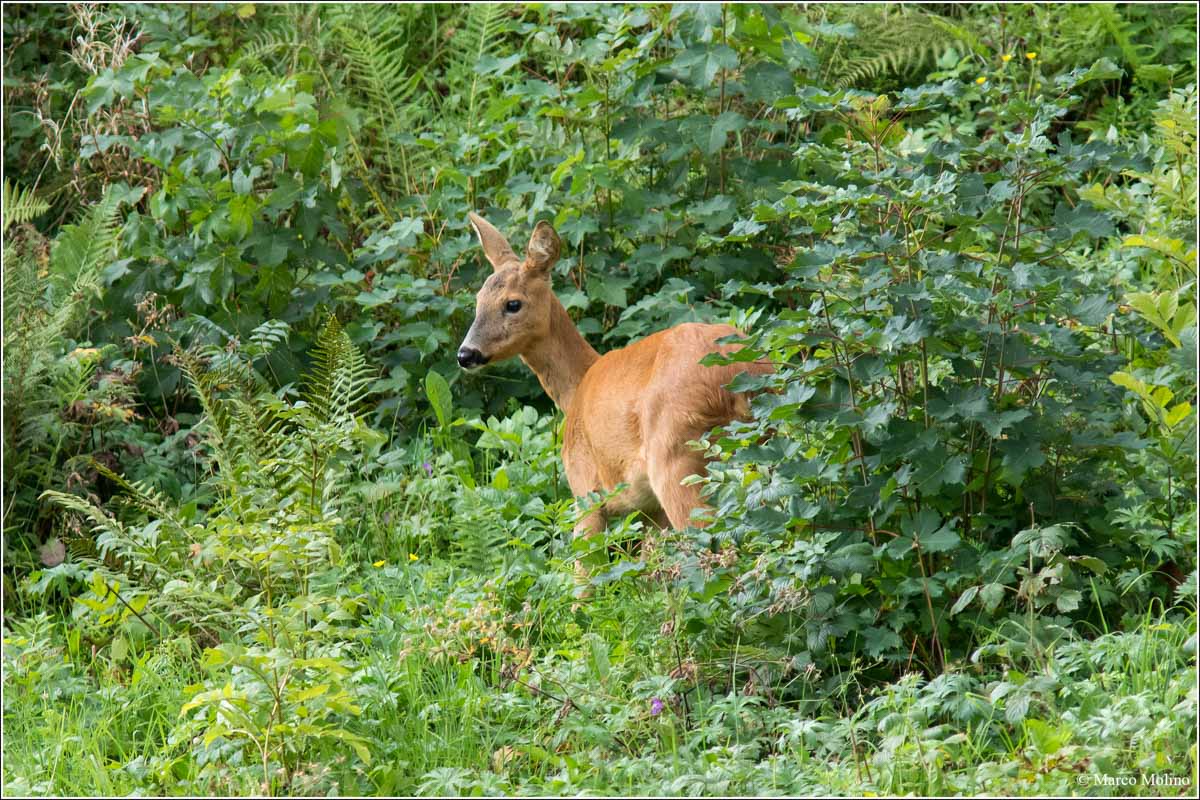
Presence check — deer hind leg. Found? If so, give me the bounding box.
[647,446,710,530]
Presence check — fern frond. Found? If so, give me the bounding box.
[3,189,122,435]
[92,459,191,537]
[327,4,428,194]
[235,4,328,76]
[176,348,236,482]
[2,180,50,229]
[40,489,128,549]
[822,8,979,88]
[355,479,407,504]
[303,316,376,429]
[49,186,121,288]
[445,3,511,128]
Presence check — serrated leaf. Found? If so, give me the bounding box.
[1054,590,1082,613]
[921,525,961,554]
[862,625,903,658]
[980,583,1006,612]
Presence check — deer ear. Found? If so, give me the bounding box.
[525,220,561,278]
[468,212,518,271]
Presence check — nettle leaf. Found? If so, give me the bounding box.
[826,542,874,576]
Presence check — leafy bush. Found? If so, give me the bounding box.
[676,62,1196,687]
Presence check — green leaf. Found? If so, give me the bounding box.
[921,525,961,554]
[1164,402,1192,430]
[980,583,1006,612]
[326,729,372,764]
[671,43,739,87]
[591,275,632,308]
[862,625,902,658]
[292,684,331,702]
[492,466,509,490]
[550,148,585,188]
[707,111,747,155]
[110,636,129,663]
[425,370,452,428]
[1069,555,1108,575]
[590,559,645,586]
[1110,370,1149,398]
[1126,290,1190,347]
[950,586,979,616]
[1054,590,1082,613]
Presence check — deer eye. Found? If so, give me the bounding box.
[504,299,522,314]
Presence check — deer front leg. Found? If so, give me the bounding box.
[563,438,606,591]
[572,506,607,591]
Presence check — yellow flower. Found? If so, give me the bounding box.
[1001,54,1013,63]
[409,553,419,562]
[373,560,386,567]
[1026,51,1037,60]
[975,76,987,85]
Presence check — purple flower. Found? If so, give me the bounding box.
[422,461,433,477]
[650,697,664,716]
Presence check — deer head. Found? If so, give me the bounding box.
[457,212,562,370]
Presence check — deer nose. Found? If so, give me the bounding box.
[457,346,487,369]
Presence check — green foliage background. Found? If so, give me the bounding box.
[2,3,1197,796]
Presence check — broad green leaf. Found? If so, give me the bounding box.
[1165,402,1193,429]
[707,111,747,155]
[950,586,979,616]
[980,583,1006,612]
[921,525,961,554]
[425,370,452,428]
[292,684,331,702]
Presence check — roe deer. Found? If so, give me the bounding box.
[458,213,772,578]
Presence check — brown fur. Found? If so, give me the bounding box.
[461,213,773,574]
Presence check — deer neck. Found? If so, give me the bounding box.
[520,297,600,412]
